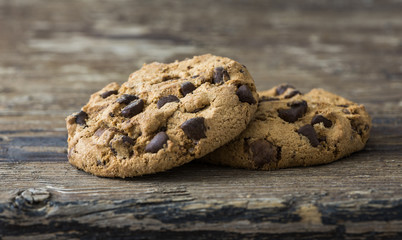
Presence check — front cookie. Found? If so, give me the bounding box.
[66,54,258,177]
[203,84,371,170]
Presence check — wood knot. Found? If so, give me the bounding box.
[13,188,51,209]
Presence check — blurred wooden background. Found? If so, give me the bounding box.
[1,0,401,239]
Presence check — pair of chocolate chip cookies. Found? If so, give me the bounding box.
[66,54,371,177]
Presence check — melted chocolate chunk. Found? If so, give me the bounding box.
[297,124,319,147]
[284,90,301,99]
[75,111,88,126]
[180,82,196,96]
[121,99,144,118]
[122,136,135,146]
[236,85,256,104]
[311,115,333,128]
[157,95,179,109]
[100,90,118,99]
[277,100,308,123]
[213,67,230,84]
[145,132,169,153]
[116,94,139,104]
[180,117,207,140]
[249,139,277,168]
[276,84,295,95]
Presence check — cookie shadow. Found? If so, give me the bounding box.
[118,161,261,183]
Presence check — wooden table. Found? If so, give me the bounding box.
[1,0,401,239]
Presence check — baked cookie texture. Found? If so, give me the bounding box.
[66,54,258,177]
[202,84,371,170]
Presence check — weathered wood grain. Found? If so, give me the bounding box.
[1,0,402,239]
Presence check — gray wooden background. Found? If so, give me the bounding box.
[1,0,401,239]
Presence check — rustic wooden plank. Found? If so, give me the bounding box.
[1,157,402,238]
[1,0,402,238]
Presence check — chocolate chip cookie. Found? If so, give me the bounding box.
[66,54,258,177]
[202,84,371,170]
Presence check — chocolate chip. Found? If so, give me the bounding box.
[75,111,88,126]
[276,84,295,95]
[297,124,319,147]
[180,117,207,140]
[157,95,179,109]
[259,96,279,102]
[180,82,196,96]
[100,90,118,99]
[236,85,256,104]
[145,132,169,153]
[213,67,230,84]
[284,90,301,99]
[122,136,135,146]
[116,94,138,104]
[311,115,332,128]
[121,99,144,118]
[249,139,277,168]
[278,100,308,123]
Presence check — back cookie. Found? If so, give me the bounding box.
[202,84,371,170]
